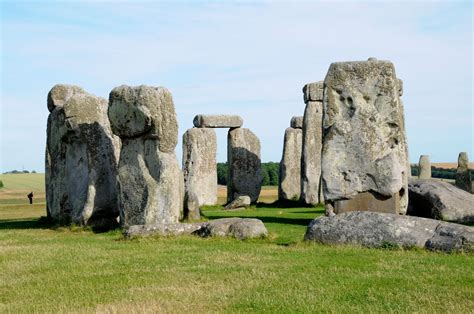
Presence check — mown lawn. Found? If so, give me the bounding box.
[1,175,473,312]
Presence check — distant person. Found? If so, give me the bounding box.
[27,192,33,204]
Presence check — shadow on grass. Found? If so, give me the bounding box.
[205,215,313,226]
[0,217,53,230]
[255,200,319,209]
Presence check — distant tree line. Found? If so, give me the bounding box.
[2,170,37,174]
[217,162,280,186]
[411,166,473,180]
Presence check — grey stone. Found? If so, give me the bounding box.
[225,195,251,210]
[408,179,474,223]
[455,152,472,193]
[418,155,431,179]
[227,128,262,203]
[45,85,120,228]
[321,60,409,215]
[279,127,302,201]
[290,116,303,129]
[125,217,268,240]
[193,114,243,128]
[305,211,473,252]
[303,81,324,102]
[108,85,183,227]
[184,191,201,221]
[182,128,217,206]
[301,100,323,205]
[334,191,399,214]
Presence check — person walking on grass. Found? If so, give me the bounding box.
[27,192,33,204]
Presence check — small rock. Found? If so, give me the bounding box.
[225,195,251,210]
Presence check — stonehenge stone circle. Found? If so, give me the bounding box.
[321,59,409,215]
[182,128,217,206]
[193,114,243,128]
[408,179,474,223]
[455,152,472,192]
[279,119,302,201]
[301,81,324,205]
[45,84,120,228]
[418,155,431,179]
[227,128,262,203]
[305,211,474,252]
[290,116,303,129]
[108,85,183,227]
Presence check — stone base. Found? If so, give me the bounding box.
[334,192,399,214]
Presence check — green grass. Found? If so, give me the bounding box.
[1,177,473,312]
[0,173,45,192]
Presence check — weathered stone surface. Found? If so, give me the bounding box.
[418,155,431,179]
[408,179,474,223]
[321,59,409,214]
[301,100,323,205]
[279,127,302,201]
[303,81,324,102]
[227,128,262,203]
[225,195,251,210]
[193,114,243,128]
[305,211,474,252]
[108,85,183,227]
[182,128,217,206]
[334,192,399,214]
[455,152,472,193]
[184,191,201,221]
[45,85,120,228]
[290,116,303,129]
[125,218,268,240]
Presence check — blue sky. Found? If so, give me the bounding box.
[1,1,472,172]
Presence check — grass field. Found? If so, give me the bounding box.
[1,174,473,312]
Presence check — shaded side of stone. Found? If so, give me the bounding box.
[279,127,302,201]
[455,152,472,193]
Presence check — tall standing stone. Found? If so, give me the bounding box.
[321,59,410,215]
[418,155,431,179]
[455,152,472,193]
[182,128,218,206]
[45,84,120,228]
[227,128,262,203]
[301,81,324,205]
[279,117,302,201]
[108,85,183,226]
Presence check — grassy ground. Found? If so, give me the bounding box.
[1,174,473,312]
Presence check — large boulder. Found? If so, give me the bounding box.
[225,195,251,210]
[321,59,409,215]
[108,85,183,227]
[45,84,120,228]
[305,211,474,252]
[301,82,324,205]
[182,128,217,206]
[125,218,268,240]
[455,152,472,193]
[279,126,302,201]
[227,128,262,203]
[193,114,243,128]
[408,179,474,223]
[418,155,431,179]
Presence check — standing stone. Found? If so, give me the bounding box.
[182,128,217,206]
[301,81,324,205]
[455,152,472,193]
[418,155,431,179]
[290,116,303,129]
[45,84,120,228]
[227,128,262,203]
[279,121,302,201]
[321,59,409,215]
[108,85,183,227]
[193,114,243,128]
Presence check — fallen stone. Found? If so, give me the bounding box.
[45,84,120,228]
[290,116,303,129]
[227,128,262,203]
[182,128,217,206]
[407,179,474,223]
[108,85,183,227]
[305,211,473,252]
[125,217,268,240]
[193,114,243,128]
[321,59,409,214]
[225,195,251,210]
[418,155,431,179]
[303,81,324,102]
[279,127,302,201]
[455,152,472,193]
